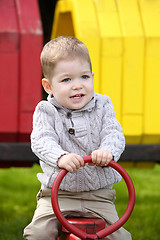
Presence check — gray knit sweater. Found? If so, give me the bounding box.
[31,93,125,192]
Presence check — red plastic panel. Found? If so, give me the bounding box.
[0,0,43,142]
[62,218,105,234]
[15,0,43,138]
[0,0,19,139]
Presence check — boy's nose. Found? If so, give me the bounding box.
[72,79,82,90]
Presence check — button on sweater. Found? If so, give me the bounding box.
[31,93,125,192]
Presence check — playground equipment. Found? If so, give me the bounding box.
[51,0,160,145]
[1,0,160,168]
[51,156,135,239]
[0,0,43,142]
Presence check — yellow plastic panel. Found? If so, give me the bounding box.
[94,0,122,122]
[123,115,143,143]
[51,0,101,93]
[138,0,160,143]
[115,0,145,143]
[51,1,75,37]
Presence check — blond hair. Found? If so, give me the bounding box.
[40,36,92,81]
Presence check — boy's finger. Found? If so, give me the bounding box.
[91,152,98,163]
[76,155,84,166]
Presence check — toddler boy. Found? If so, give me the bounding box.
[23,36,131,240]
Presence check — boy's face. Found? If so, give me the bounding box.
[43,58,94,110]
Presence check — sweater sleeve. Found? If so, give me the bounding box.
[31,101,68,167]
[99,96,125,162]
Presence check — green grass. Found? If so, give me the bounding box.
[114,164,160,240]
[0,164,160,240]
[0,165,41,240]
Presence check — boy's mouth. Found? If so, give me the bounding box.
[70,94,85,99]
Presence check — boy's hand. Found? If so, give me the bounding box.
[58,153,85,173]
[90,149,113,166]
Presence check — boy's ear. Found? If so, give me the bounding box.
[42,78,53,95]
[92,72,94,78]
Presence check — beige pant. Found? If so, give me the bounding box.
[23,188,132,240]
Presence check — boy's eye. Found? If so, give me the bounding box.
[82,75,89,79]
[62,78,71,82]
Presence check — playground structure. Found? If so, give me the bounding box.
[0,0,43,143]
[0,0,160,167]
[51,0,160,145]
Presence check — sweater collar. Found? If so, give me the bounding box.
[47,93,96,113]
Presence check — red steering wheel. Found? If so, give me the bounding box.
[51,156,135,239]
